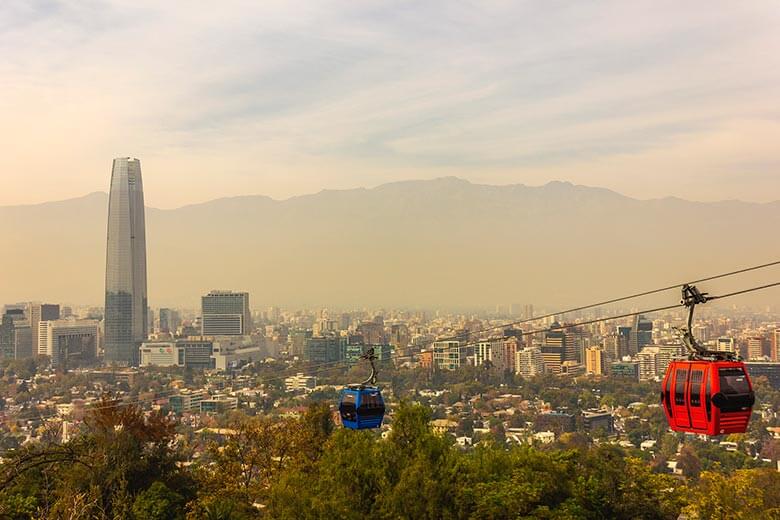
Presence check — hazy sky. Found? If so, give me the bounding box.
[1,1,779,208]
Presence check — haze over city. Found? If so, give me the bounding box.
[2,2,780,518]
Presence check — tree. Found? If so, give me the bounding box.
[0,396,193,519]
[677,444,702,479]
[198,402,333,511]
[683,469,780,519]
[132,481,185,520]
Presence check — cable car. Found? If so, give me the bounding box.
[661,360,754,436]
[339,347,385,430]
[660,285,755,435]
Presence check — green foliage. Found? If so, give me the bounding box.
[683,469,780,519]
[132,481,185,520]
[0,396,194,519]
[268,402,690,520]
[1,395,779,519]
[0,492,37,518]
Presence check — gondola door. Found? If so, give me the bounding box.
[688,364,709,431]
[671,364,690,429]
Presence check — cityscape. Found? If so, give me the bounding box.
[0,157,779,518]
[2,2,780,518]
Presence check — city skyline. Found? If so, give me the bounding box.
[1,2,779,207]
[1,3,779,516]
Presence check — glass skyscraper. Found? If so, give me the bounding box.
[104,158,148,366]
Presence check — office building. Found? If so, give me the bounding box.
[304,335,345,364]
[158,308,180,335]
[418,350,434,369]
[582,410,614,434]
[502,336,521,373]
[747,337,765,360]
[560,360,585,376]
[0,314,15,360]
[515,347,544,377]
[105,157,148,366]
[26,303,60,354]
[636,346,660,381]
[629,315,653,356]
[285,373,318,392]
[169,390,206,414]
[475,339,506,370]
[541,327,565,374]
[139,339,215,370]
[715,337,736,354]
[433,340,464,370]
[39,319,100,368]
[564,328,586,363]
[210,338,262,371]
[772,329,779,361]
[610,361,640,381]
[200,396,238,414]
[616,326,631,358]
[585,347,606,375]
[288,328,312,358]
[201,291,252,336]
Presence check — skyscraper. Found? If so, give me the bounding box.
[629,315,652,356]
[104,157,148,366]
[159,308,180,335]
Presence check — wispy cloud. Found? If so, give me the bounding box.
[0,0,778,206]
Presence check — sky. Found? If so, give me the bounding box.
[1,0,779,208]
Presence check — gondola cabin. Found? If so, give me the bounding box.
[339,385,385,430]
[661,360,755,436]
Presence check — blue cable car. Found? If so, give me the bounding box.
[339,347,385,430]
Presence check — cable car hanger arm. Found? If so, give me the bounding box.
[679,283,737,361]
[360,347,378,386]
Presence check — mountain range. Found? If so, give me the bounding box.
[2,177,779,310]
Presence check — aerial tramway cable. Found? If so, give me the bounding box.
[256,263,780,385]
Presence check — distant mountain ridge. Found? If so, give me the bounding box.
[2,178,779,309]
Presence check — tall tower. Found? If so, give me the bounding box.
[104,158,148,366]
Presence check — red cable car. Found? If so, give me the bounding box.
[660,285,755,436]
[661,360,754,436]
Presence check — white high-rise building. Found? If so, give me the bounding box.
[636,346,660,381]
[715,337,736,354]
[39,319,100,368]
[515,347,544,377]
[475,339,506,371]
